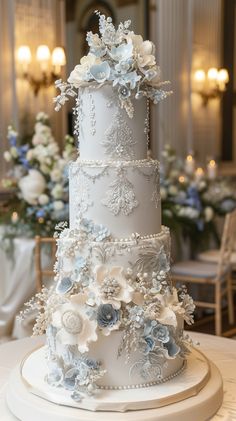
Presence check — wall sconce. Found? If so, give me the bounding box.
[17,45,66,95]
[193,67,229,106]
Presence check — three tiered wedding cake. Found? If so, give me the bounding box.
[6,12,223,421]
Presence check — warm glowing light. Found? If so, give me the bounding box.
[195,167,204,181]
[38,217,44,224]
[52,47,66,66]
[52,47,66,74]
[217,69,229,91]
[209,159,216,167]
[196,167,204,175]
[179,176,185,183]
[194,69,206,82]
[11,211,19,223]
[17,46,32,64]
[186,155,193,162]
[217,69,229,84]
[207,68,218,81]
[36,45,51,71]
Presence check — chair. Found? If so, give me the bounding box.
[171,209,236,336]
[35,236,57,292]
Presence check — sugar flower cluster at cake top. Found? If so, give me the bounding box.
[54,11,172,117]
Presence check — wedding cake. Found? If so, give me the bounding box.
[6,13,223,421]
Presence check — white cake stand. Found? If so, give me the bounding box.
[6,347,223,421]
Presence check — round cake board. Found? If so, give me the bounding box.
[6,347,223,421]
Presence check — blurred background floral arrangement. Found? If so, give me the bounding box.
[1,112,76,255]
[160,145,236,258]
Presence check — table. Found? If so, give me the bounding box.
[0,238,36,338]
[0,238,52,339]
[0,332,236,421]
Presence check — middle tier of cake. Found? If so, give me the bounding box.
[69,159,161,238]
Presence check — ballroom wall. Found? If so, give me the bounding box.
[0,0,66,181]
[151,0,223,167]
[0,0,234,182]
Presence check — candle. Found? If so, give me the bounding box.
[195,167,204,182]
[185,155,195,175]
[178,175,186,184]
[207,160,217,180]
[11,211,19,224]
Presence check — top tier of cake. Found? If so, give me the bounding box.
[78,84,147,161]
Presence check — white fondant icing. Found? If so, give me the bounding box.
[57,226,170,277]
[6,347,223,418]
[69,159,161,237]
[78,85,147,161]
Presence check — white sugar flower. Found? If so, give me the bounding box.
[93,265,134,309]
[127,33,156,68]
[68,54,101,87]
[52,294,97,353]
[18,169,46,205]
[155,289,183,327]
[109,42,133,62]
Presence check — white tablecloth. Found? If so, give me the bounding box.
[0,332,235,420]
[0,238,36,338]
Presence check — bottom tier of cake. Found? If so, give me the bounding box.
[6,347,223,419]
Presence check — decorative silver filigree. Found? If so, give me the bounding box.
[131,245,169,274]
[101,167,139,216]
[93,243,116,263]
[101,111,136,159]
[135,164,161,208]
[72,171,92,218]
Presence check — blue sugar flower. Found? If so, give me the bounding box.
[80,218,94,234]
[93,223,110,241]
[143,320,157,336]
[113,70,141,90]
[75,255,86,270]
[97,304,119,328]
[144,336,155,354]
[109,43,133,62]
[118,85,131,99]
[90,61,111,83]
[64,368,80,390]
[151,324,170,344]
[164,337,180,358]
[56,277,74,294]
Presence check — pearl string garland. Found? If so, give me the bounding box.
[98,360,187,390]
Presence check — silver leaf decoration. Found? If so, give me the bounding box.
[101,167,139,216]
[101,111,136,159]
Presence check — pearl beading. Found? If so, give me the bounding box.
[60,225,170,246]
[73,158,159,168]
[98,360,187,390]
